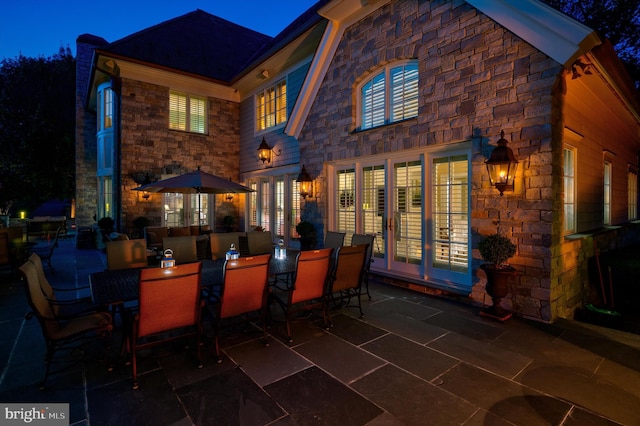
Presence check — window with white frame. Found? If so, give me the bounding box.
[260,180,271,231]
[563,147,576,233]
[359,61,418,130]
[256,80,287,131]
[99,87,113,130]
[629,169,638,221]
[290,179,301,238]
[275,177,285,237]
[169,91,207,134]
[336,168,356,236]
[431,155,469,273]
[246,175,300,244]
[604,161,612,225]
[249,182,258,229]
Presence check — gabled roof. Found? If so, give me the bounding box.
[232,0,330,83]
[96,9,273,83]
[465,0,600,67]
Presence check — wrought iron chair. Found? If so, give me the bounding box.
[18,259,113,390]
[162,236,198,264]
[207,254,271,362]
[128,262,204,389]
[324,231,345,249]
[246,231,273,255]
[209,232,243,260]
[350,234,376,299]
[328,244,369,319]
[27,253,97,317]
[29,227,62,270]
[271,248,333,342]
[106,239,148,270]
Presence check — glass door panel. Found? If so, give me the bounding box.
[275,178,285,237]
[336,168,356,237]
[429,155,470,284]
[190,194,208,226]
[362,164,386,260]
[391,160,422,274]
[164,193,184,227]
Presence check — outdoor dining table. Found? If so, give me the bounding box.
[89,251,299,307]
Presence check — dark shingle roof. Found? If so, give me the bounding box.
[97,10,273,83]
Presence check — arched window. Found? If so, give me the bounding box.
[358,61,418,130]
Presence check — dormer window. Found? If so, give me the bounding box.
[359,61,418,130]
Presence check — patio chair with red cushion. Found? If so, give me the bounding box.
[271,248,333,343]
[328,244,369,319]
[207,254,271,362]
[128,262,203,389]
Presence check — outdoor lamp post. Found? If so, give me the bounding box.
[485,130,519,196]
[257,137,281,164]
[296,165,313,199]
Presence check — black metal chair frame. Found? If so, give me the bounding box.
[328,244,369,320]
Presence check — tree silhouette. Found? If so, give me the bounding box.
[542,0,640,88]
[0,47,75,216]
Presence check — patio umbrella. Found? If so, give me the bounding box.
[133,167,254,231]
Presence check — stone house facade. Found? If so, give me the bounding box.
[76,0,640,323]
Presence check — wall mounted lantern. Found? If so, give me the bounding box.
[257,137,281,164]
[225,193,234,202]
[134,173,153,201]
[296,165,314,199]
[485,130,519,196]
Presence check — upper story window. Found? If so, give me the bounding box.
[97,86,113,131]
[97,82,114,172]
[359,61,418,130]
[169,91,207,134]
[256,80,287,131]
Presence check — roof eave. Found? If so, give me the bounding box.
[465,0,601,67]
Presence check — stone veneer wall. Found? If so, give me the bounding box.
[118,78,243,233]
[75,36,104,228]
[298,0,563,321]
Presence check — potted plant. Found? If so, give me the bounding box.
[295,220,316,250]
[478,232,517,321]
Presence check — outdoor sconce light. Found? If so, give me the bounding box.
[225,193,234,202]
[296,165,314,199]
[139,174,152,201]
[485,130,519,196]
[257,137,281,164]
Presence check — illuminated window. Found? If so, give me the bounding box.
[169,91,207,134]
[336,168,356,236]
[359,61,418,130]
[604,161,611,225]
[629,169,638,221]
[563,147,576,233]
[432,155,469,272]
[256,80,287,131]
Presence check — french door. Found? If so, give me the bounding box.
[330,149,471,290]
